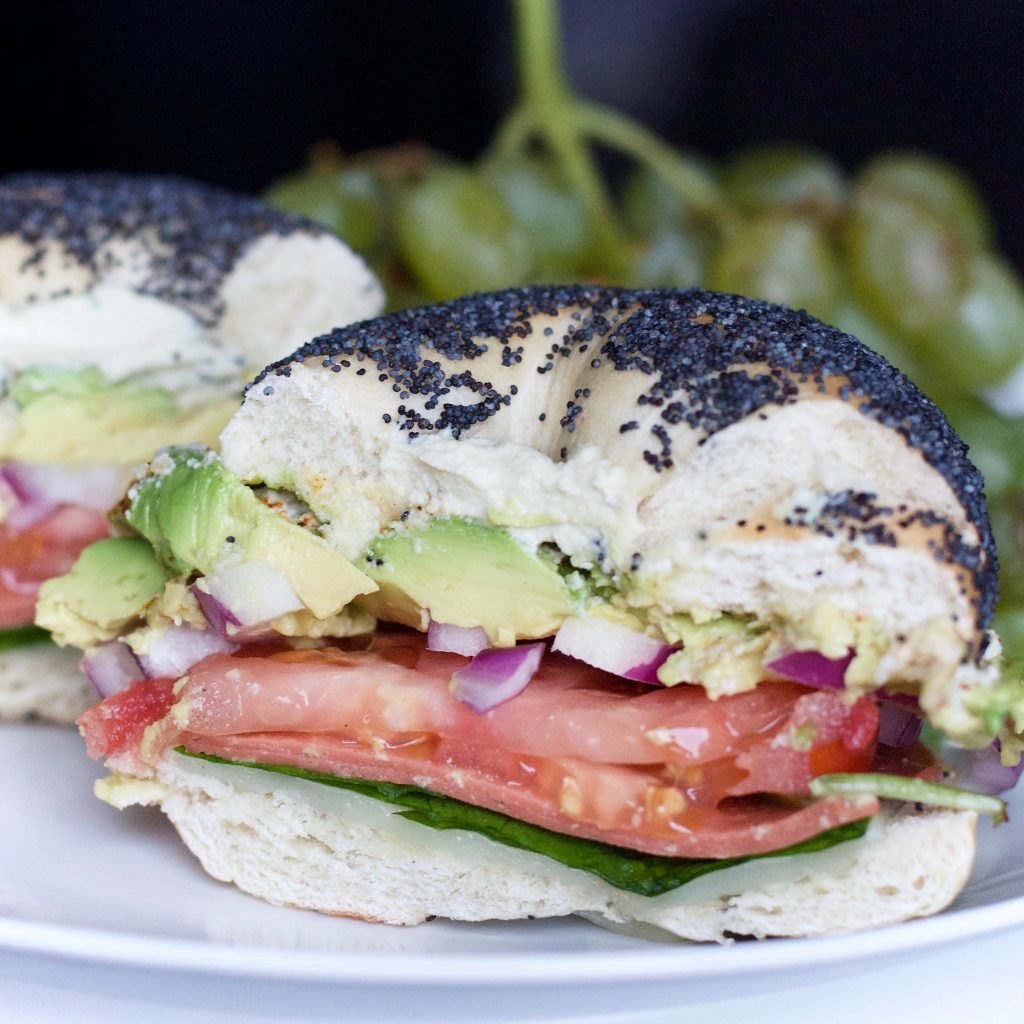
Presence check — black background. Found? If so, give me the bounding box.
[2,0,1022,266]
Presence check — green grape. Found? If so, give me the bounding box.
[621,158,719,237]
[265,171,340,231]
[330,168,388,255]
[395,165,530,301]
[483,156,591,280]
[707,214,840,320]
[856,151,991,250]
[989,497,1024,606]
[943,399,1024,499]
[721,145,847,225]
[922,255,1024,389]
[829,298,932,384]
[382,283,431,314]
[842,198,969,339]
[993,605,1024,666]
[627,228,706,289]
[265,168,386,255]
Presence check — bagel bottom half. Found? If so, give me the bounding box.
[97,751,978,942]
[0,643,92,723]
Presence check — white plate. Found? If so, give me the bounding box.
[2,723,1023,986]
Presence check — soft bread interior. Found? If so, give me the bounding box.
[101,752,978,942]
[0,232,382,384]
[0,643,93,723]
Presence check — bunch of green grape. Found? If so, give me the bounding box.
[266,143,1024,661]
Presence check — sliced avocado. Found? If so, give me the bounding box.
[656,611,760,649]
[125,447,377,619]
[363,517,573,645]
[655,612,770,694]
[36,537,171,649]
[2,368,235,463]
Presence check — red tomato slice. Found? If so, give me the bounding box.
[0,505,111,628]
[79,632,882,858]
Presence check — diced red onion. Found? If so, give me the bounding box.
[765,649,853,690]
[450,643,545,714]
[0,474,32,527]
[0,568,40,596]
[551,616,673,684]
[877,691,921,712]
[877,701,923,749]
[0,462,129,512]
[956,741,1024,796]
[80,641,145,699]
[426,620,490,657]
[137,625,237,679]
[192,560,304,639]
[0,473,16,507]
[1,494,56,531]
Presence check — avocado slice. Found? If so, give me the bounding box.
[655,612,770,694]
[361,517,573,645]
[36,537,172,649]
[124,447,377,618]
[3,368,234,463]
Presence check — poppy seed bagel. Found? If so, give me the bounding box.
[221,285,1000,743]
[0,172,384,372]
[0,172,383,722]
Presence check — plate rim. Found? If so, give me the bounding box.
[2,892,1024,985]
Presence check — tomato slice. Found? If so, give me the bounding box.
[80,632,883,858]
[0,505,111,628]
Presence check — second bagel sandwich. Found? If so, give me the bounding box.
[41,286,1023,940]
[0,173,383,721]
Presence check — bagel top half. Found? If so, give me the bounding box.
[221,285,1000,742]
[0,172,383,462]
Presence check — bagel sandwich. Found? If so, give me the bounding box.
[42,286,1023,940]
[0,172,383,721]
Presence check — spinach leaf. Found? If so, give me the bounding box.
[0,626,51,652]
[178,748,870,897]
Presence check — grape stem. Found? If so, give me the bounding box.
[574,102,734,230]
[510,0,626,274]
[501,0,730,265]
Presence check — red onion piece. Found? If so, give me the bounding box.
[877,701,923,748]
[450,643,545,714]
[0,474,49,531]
[0,462,129,512]
[80,641,145,699]
[1,495,57,531]
[956,741,1024,796]
[0,568,40,596]
[551,617,673,684]
[137,625,237,679]
[192,560,304,639]
[765,649,853,690]
[427,620,490,657]
[0,474,17,508]
[877,691,921,712]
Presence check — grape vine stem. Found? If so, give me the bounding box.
[501,0,730,270]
